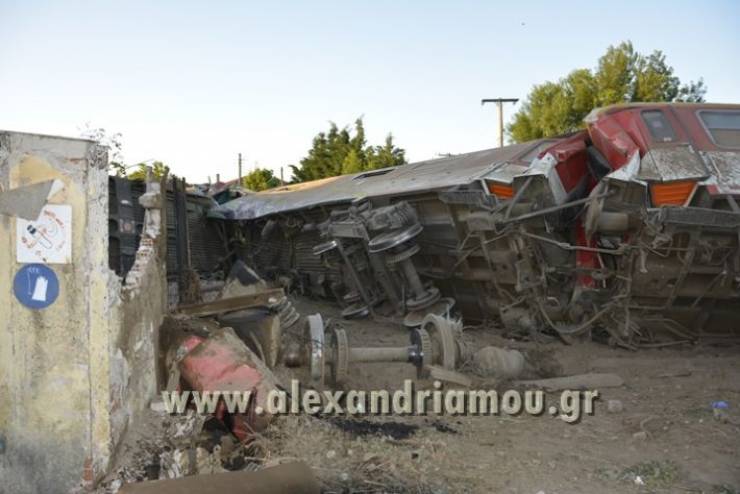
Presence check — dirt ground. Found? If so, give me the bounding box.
[100,296,740,494]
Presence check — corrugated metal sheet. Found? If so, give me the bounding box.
[212,141,550,221]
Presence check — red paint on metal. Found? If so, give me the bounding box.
[542,131,590,193]
[587,113,640,170]
[587,104,740,169]
[178,334,264,441]
[576,221,597,288]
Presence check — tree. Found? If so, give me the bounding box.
[509,41,707,142]
[242,168,281,192]
[290,118,406,182]
[79,124,126,175]
[127,161,169,181]
[367,134,406,170]
[341,148,365,174]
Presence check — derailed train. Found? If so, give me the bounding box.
[211,103,740,347]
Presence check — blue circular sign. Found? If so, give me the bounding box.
[13,264,60,310]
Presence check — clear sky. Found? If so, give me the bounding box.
[1,0,738,183]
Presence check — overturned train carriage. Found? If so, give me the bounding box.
[211,103,740,347]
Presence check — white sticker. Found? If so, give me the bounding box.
[16,205,72,264]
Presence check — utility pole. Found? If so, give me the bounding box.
[280,167,285,186]
[481,98,518,148]
[238,153,243,186]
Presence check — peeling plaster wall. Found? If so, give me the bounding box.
[0,131,167,494]
[110,176,167,450]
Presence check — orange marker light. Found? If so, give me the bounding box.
[650,180,695,206]
[488,182,515,199]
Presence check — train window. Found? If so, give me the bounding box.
[699,110,740,148]
[641,110,676,142]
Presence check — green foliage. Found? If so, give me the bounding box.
[341,148,365,174]
[290,118,406,182]
[127,161,169,181]
[367,134,406,170]
[509,41,707,142]
[676,79,708,103]
[242,168,281,191]
[79,125,126,176]
[78,125,175,181]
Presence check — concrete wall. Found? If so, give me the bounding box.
[0,131,167,493]
[109,172,168,453]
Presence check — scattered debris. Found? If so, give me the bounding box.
[93,407,256,492]
[328,417,419,440]
[97,311,740,494]
[219,260,301,331]
[219,309,282,368]
[712,400,730,422]
[175,289,285,318]
[429,421,459,434]
[632,431,648,441]
[118,462,320,494]
[173,327,282,441]
[260,415,457,492]
[521,347,563,378]
[606,399,624,414]
[618,460,680,489]
[426,365,473,387]
[168,410,207,440]
[300,313,468,386]
[516,372,624,391]
[471,346,525,379]
[655,369,693,378]
[149,399,168,414]
[713,484,740,494]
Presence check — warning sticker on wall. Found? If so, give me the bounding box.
[16,205,72,264]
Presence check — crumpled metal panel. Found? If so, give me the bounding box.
[637,146,710,182]
[650,206,740,228]
[479,161,530,184]
[211,141,548,221]
[177,327,280,441]
[701,151,740,193]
